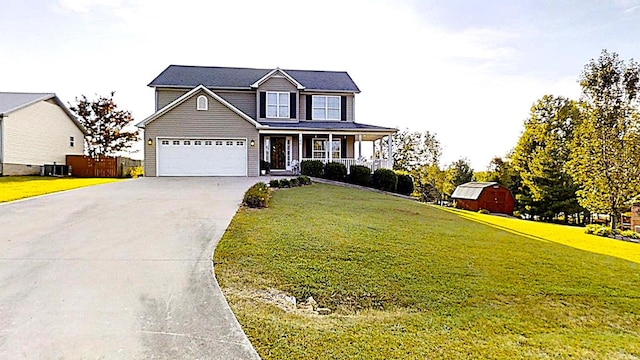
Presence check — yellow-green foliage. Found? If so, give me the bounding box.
[0,176,120,203]
[216,184,640,359]
[128,166,144,178]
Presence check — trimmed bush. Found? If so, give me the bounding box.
[324,162,347,181]
[372,168,397,192]
[243,182,271,208]
[298,175,312,185]
[621,230,640,240]
[269,179,280,188]
[585,224,612,237]
[301,160,324,177]
[279,179,291,188]
[289,178,300,187]
[349,165,371,186]
[396,174,414,195]
[478,209,490,214]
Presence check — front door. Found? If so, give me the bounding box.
[271,137,286,170]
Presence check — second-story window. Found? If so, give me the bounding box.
[312,95,340,120]
[266,92,289,118]
[197,95,208,111]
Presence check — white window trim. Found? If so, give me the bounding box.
[196,95,208,111]
[311,138,341,159]
[69,136,75,147]
[312,95,341,120]
[266,91,290,118]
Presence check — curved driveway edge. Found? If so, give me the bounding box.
[0,177,261,359]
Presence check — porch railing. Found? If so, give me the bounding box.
[300,158,390,174]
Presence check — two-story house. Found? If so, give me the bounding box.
[137,65,396,177]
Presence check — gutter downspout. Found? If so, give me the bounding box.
[0,113,4,175]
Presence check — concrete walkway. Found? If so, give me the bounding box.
[0,177,261,359]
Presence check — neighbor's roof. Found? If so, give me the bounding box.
[451,182,499,200]
[262,121,396,132]
[148,65,361,93]
[0,92,87,134]
[0,92,55,115]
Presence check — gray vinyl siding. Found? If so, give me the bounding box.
[156,89,188,110]
[216,91,256,119]
[144,90,259,176]
[258,77,298,122]
[299,93,354,121]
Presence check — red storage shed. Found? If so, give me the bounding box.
[451,182,515,215]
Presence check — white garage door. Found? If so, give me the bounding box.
[157,138,247,176]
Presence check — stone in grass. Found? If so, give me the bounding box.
[306,296,318,309]
[317,308,331,315]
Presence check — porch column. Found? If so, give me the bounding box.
[328,133,333,162]
[387,134,393,169]
[372,140,376,160]
[298,133,303,162]
[358,134,362,160]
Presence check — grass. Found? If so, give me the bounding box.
[0,176,121,203]
[215,183,640,359]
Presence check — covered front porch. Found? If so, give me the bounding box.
[259,130,394,174]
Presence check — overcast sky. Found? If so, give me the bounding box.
[2,0,640,169]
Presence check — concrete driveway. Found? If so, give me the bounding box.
[0,177,261,359]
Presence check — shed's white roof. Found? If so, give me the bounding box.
[451,182,499,200]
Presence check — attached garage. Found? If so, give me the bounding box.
[157,138,247,176]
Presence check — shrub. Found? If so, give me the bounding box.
[372,168,397,192]
[279,179,291,188]
[396,174,414,195]
[269,179,280,188]
[243,182,271,208]
[349,165,371,186]
[585,224,612,237]
[128,166,144,178]
[260,160,271,174]
[478,209,490,214]
[301,160,324,177]
[621,230,640,240]
[324,162,347,181]
[289,178,300,187]
[298,175,312,185]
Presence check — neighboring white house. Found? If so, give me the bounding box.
[0,92,87,175]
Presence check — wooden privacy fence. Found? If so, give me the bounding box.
[66,155,142,178]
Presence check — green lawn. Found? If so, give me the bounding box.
[215,183,640,359]
[0,176,121,203]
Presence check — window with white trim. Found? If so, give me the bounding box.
[172,140,180,145]
[184,140,191,145]
[226,141,233,146]
[312,95,340,120]
[69,136,75,147]
[161,140,170,145]
[215,141,223,146]
[205,140,213,145]
[236,141,244,146]
[312,139,341,159]
[266,92,289,118]
[196,95,208,111]
[194,140,202,145]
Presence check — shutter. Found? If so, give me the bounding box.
[341,96,347,121]
[290,92,296,119]
[259,92,266,118]
[305,138,312,158]
[341,138,347,158]
[306,95,312,120]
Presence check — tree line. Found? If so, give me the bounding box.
[389,50,640,229]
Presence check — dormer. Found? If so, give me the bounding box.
[253,68,304,122]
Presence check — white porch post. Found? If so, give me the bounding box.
[358,134,362,159]
[298,133,303,162]
[372,139,376,160]
[387,134,393,169]
[328,133,333,162]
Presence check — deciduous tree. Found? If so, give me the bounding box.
[567,50,640,229]
[70,92,139,157]
[512,95,584,221]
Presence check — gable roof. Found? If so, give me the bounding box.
[250,68,305,90]
[148,65,361,93]
[0,92,88,135]
[136,85,263,128]
[451,182,499,200]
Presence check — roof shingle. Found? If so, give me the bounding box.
[148,65,360,92]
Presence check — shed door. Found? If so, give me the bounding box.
[157,138,247,176]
